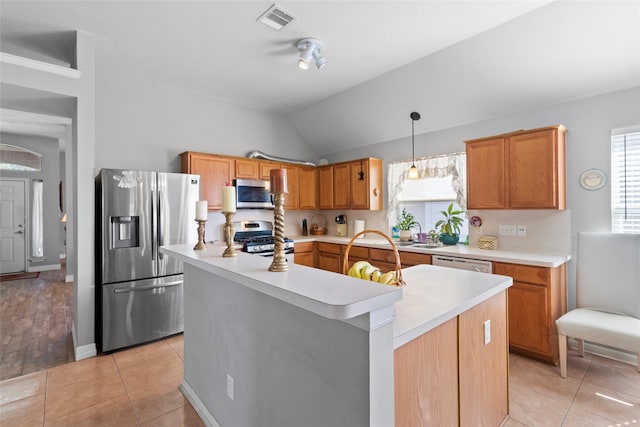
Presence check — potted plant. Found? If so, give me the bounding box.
[396,208,418,241]
[435,203,465,245]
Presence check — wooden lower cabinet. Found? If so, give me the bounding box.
[395,291,509,427]
[494,262,566,365]
[395,317,459,426]
[370,248,431,271]
[316,242,341,273]
[294,241,314,267]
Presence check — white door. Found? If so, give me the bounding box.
[0,179,26,274]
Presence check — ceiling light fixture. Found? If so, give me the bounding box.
[408,111,421,180]
[297,38,326,70]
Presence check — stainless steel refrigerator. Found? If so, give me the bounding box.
[96,169,200,352]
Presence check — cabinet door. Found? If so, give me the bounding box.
[235,158,259,179]
[294,251,314,267]
[317,252,341,273]
[318,166,334,210]
[459,292,508,427]
[509,129,563,209]
[259,160,280,180]
[182,153,233,210]
[298,167,318,210]
[333,163,351,209]
[507,282,550,354]
[466,138,506,209]
[281,164,299,210]
[350,159,370,209]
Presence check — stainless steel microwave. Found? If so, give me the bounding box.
[235,179,274,209]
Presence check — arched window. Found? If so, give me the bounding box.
[0,144,43,171]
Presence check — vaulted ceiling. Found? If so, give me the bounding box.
[1,1,639,155]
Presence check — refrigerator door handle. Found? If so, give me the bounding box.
[113,280,182,293]
[151,190,157,261]
[158,190,164,260]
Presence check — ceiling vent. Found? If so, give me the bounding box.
[257,4,295,30]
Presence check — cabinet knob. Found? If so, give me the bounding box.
[373,188,378,196]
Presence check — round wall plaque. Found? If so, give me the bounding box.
[579,169,607,190]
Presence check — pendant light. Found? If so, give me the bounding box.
[408,111,421,179]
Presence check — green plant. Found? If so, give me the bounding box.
[435,203,465,236]
[396,208,418,231]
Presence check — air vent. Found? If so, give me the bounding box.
[257,4,295,30]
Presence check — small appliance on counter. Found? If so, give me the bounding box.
[335,214,347,237]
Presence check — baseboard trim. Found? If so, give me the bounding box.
[71,321,97,361]
[179,381,222,427]
[569,338,638,366]
[28,263,61,273]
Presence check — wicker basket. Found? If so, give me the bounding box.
[342,230,405,287]
[310,214,327,235]
[478,235,498,250]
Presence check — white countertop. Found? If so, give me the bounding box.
[392,264,512,348]
[160,244,402,321]
[291,235,570,267]
[162,243,512,350]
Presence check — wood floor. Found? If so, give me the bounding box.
[0,266,638,426]
[0,267,73,381]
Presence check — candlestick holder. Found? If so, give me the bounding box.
[222,212,237,257]
[269,192,288,272]
[194,219,207,250]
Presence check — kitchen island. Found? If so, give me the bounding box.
[161,244,512,427]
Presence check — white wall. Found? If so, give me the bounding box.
[95,68,317,173]
[324,87,640,308]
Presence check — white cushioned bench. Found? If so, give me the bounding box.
[555,232,640,378]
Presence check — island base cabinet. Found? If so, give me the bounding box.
[394,291,509,427]
[459,292,509,427]
[395,318,459,427]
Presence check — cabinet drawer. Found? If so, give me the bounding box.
[295,241,314,253]
[344,245,369,259]
[401,252,431,266]
[370,248,397,264]
[317,242,341,255]
[494,262,548,286]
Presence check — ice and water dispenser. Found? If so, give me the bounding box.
[110,216,139,248]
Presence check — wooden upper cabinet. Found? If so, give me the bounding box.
[235,158,259,179]
[318,166,334,209]
[299,166,318,210]
[350,158,383,210]
[258,160,280,180]
[333,163,351,209]
[466,138,506,209]
[509,129,565,209]
[281,164,299,210]
[181,152,233,211]
[466,125,566,210]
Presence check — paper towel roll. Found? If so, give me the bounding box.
[354,220,365,238]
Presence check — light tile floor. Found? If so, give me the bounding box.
[0,335,637,426]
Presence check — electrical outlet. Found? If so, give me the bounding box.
[227,374,234,400]
[517,225,527,237]
[499,225,517,236]
[484,320,491,345]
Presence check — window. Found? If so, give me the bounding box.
[388,153,468,239]
[611,126,640,234]
[0,144,42,171]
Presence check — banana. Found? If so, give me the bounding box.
[362,265,380,281]
[378,271,396,285]
[371,269,382,283]
[349,261,371,279]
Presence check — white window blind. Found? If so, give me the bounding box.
[611,127,640,234]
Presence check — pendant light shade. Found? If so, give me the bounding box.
[409,111,421,179]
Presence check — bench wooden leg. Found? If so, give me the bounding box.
[577,338,584,357]
[559,334,568,378]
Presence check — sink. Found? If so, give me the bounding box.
[410,243,442,249]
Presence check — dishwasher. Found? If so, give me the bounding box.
[432,255,492,273]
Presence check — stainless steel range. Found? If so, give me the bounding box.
[234,220,294,256]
